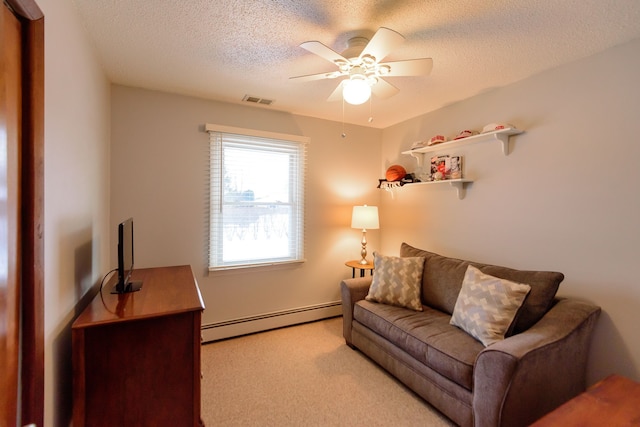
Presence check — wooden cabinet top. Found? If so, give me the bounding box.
[72,265,204,329]
[530,374,640,426]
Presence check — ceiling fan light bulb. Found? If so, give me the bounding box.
[343,79,371,105]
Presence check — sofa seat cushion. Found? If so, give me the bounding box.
[353,299,484,390]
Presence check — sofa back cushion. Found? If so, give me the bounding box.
[400,243,564,333]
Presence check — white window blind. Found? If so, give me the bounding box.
[206,124,308,270]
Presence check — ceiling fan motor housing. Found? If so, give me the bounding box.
[341,36,369,60]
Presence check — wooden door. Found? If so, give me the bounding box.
[0,4,22,424]
[0,0,44,425]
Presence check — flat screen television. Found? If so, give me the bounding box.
[112,217,143,294]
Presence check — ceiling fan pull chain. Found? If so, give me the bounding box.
[341,97,347,138]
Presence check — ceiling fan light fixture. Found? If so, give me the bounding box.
[378,64,391,75]
[361,54,376,66]
[343,77,371,105]
[334,59,350,72]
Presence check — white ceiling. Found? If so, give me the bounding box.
[72,0,640,128]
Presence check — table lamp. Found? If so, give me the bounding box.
[351,205,379,265]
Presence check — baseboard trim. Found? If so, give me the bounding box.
[201,301,342,342]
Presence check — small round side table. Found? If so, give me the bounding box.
[345,260,374,278]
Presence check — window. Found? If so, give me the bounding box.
[206,124,308,270]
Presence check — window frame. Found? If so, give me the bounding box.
[205,124,308,271]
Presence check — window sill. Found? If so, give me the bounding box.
[208,259,306,273]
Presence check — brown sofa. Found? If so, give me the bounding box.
[340,243,601,427]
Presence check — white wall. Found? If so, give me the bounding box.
[110,86,381,337]
[38,0,111,425]
[380,37,640,384]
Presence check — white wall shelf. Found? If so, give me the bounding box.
[380,179,473,199]
[391,127,523,200]
[402,128,523,167]
[408,179,473,199]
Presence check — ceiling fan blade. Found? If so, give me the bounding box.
[359,27,405,62]
[327,81,344,102]
[379,58,433,77]
[289,70,344,82]
[371,78,399,99]
[300,41,348,65]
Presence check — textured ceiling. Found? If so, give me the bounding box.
[72,0,640,128]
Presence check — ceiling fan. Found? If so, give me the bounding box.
[290,27,433,105]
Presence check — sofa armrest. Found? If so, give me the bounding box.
[340,277,372,346]
[473,298,601,427]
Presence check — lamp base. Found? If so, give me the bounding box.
[359,230,369,265]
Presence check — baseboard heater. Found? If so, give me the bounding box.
[201,300,342,342]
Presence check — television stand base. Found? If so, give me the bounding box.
[110,280,143,294]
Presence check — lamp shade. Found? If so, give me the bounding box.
[343,78,371,105]
[351,205,379,230]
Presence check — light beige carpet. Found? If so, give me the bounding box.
[201,317,455,426]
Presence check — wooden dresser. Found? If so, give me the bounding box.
[530,374,640,426]
[72,265,205,427]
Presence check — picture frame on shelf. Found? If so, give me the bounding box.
[430,155,448,181]
[429,154,463,180]
[448,155,463,179]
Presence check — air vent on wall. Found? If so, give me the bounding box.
[242,95,274,106]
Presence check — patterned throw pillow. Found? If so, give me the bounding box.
[450,265,531,346]
[365,252,425,311]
